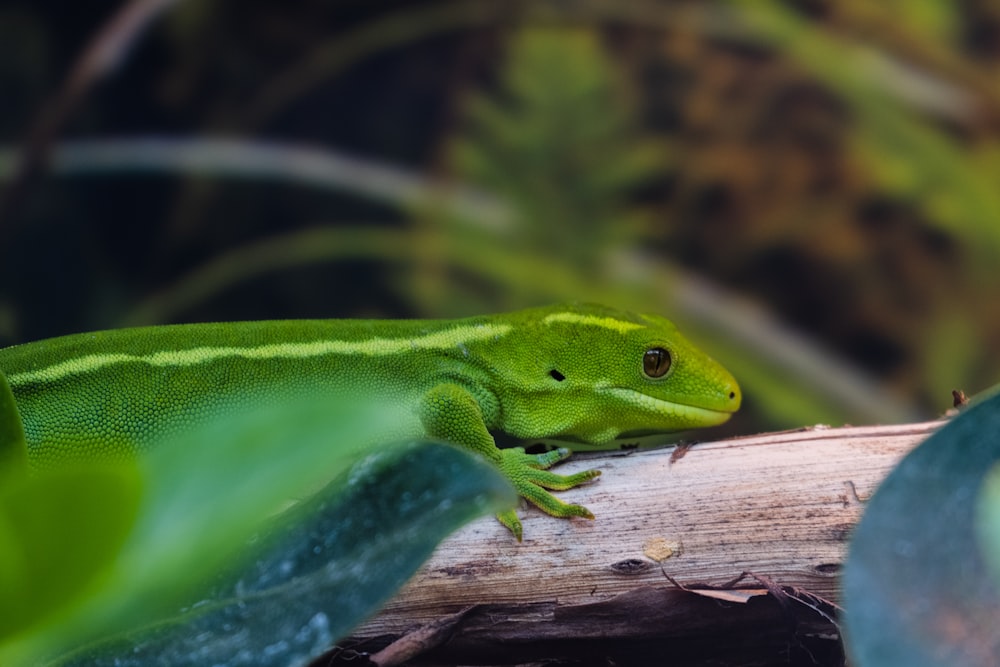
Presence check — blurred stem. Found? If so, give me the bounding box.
[161,1,715,242]
[240,0,513,131]
[0,138,510,229]
[0,0,186,235]
[239,0,710,133]
[829,0,1000,121]
[728,1,1000,273]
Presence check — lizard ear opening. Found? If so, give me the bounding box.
[549,369,566,382]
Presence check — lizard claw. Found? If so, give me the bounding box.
[495,447,600,540]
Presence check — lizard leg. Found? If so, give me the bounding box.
[420,384,599,541]
[501,447,601,489]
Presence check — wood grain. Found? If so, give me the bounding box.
[344,421,943,664]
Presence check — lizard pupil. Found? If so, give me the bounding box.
[643,348,671,378]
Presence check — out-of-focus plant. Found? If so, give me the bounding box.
[719,1,1000,402]
[0,387,513,667]
[844,391,1000,666]
[12,3,990,432]
[449,27,664,268]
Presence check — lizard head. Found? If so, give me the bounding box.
[494,303,741,445]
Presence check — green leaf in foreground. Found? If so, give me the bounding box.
[53,439,513,667]
[0,466,142,639]
[0,395,512,666]
[843,392,1000,667]
[0,371,27,473]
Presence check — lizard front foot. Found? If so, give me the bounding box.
[496,447,600,541]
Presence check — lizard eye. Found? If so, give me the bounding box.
[643,348,671,378]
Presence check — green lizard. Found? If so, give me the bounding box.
[0,303,739,540]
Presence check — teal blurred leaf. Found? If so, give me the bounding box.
[51,440,513,667]
[976,462,1000,595]
[843,392,1000,666]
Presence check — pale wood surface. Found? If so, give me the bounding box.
[353,420,943,640]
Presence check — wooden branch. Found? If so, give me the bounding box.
[339,421,942,666]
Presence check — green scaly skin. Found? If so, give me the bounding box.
[0,303,740,540]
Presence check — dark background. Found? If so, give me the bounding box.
[2,0,1000,433]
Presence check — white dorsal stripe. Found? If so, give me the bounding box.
[542,312,643,335]
[8,323,512,387]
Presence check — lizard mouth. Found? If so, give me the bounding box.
[601,387,735,426]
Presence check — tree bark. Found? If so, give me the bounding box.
[334,420,943,666]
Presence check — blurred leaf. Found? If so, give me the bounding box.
[731,1,1000,271]
[50,440,514,667]
[843,392,1000,667]
[0,371,137,641]
[450,27,664,266]
[0,465,142,640]
[0,371,26,472]
[860,0,959,44]
[1,394,513,666]
[919,313,980,406]
[0,139,512,229]
[978,462,1000,589]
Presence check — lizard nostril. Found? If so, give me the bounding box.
[729,391,736,399]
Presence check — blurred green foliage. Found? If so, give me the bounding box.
[450,27,663,266]
[0,390,512,667]
[1,1,999,428]
[0,465,141,640]
[2,3,1000,664]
